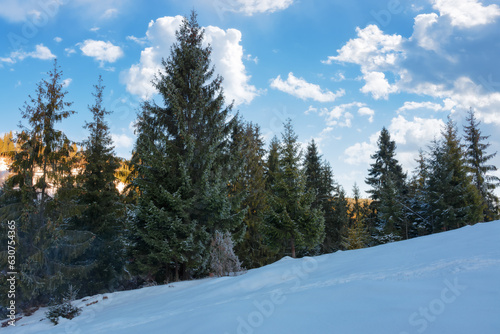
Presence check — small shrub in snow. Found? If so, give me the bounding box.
[45,285,82,325]
[209,230,242,277]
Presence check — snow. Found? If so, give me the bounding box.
[4,221,500,333]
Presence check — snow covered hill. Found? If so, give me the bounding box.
[5,221,500,333]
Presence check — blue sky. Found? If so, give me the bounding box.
[1,0,500,197]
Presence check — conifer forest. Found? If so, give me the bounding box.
[0,12,498,318]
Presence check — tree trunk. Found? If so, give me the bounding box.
[290,237,296,258]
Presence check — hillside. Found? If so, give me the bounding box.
[4,221,500,334]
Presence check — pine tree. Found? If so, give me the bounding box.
[365,127,407,243]
[131,11,244,282]
[426,117,483,231]
[463,108,499,221]
[68,76,124,295]
[0,60,92,308]
[265,120,324,258]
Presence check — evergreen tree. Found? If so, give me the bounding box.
[131,11,244,282]
[0,60,92,308]
[407,150,432,236]
[265,136,280,190]
[342,184,369,250]
[303,140,346,253]
[69,76,124,295]
[463,108,499,221]
[426,117,483,231]
[265,120,324,258]
[304,139,323,209]
[365,127,407,242]
[325,183,349,253]
[234,122,275,268]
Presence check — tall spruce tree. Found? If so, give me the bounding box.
[365,127,407,243]
[426,117,483,231]
[303,140,346,253]
[463,108,499,221]
[233,122,275,268]
[0,60,93,308]
[265,120,324,258]
[69,76,124,295]
[131,11,244,282]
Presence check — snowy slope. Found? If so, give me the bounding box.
[5,221,500,334]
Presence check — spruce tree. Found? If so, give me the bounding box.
[69,76,124,295]
[342,184,369,250]
[265,120,324,258]
[463,108,499,221]
[365,127,407,242]
[304,139,323,209]
[131,11,244,281]
[426,117,483,231]
[303,140,346,253]
[0,60,92,308]
[233,122,275,268]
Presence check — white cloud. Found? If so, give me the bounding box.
[101,8,118,19]
[1,44,55,64]
[358,106,375,122]
[360,71,398,99]
[412,13,442,51]
[62,78,72,87]
[111,133,134,149]
[388,115,446,171]
[314,102,366,128]
[323,25,404,72]
[432,0,500,28]
[397,101,448,112]
[126,35,147,45]
[30,44,56,59]
[215,0,294,16]
[54,37,63,43]
[65,48,76,56]
[389,115,444,146]
[80,40,123,66]
[344,131,380,165]
[122,16,259,105]
[270,72,345,102]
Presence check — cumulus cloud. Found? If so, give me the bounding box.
[358,106,375,122]
[213,0,294,16]
[344,131,380,165]
[344,115,445,170]
[432,0,500,28]
[270,72,345,103]
[389,115,444,146]
[111,133,134,149]
[397,101,449,112]
[80,40,123,66]
[323,25,404,71]
[360,71,398,100]
[122,16,259,105]
[1,44,55,64]
[310,102,370,128]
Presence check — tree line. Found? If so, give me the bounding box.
[0,11,498,314]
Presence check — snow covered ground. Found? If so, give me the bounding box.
[4,221,500,333]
